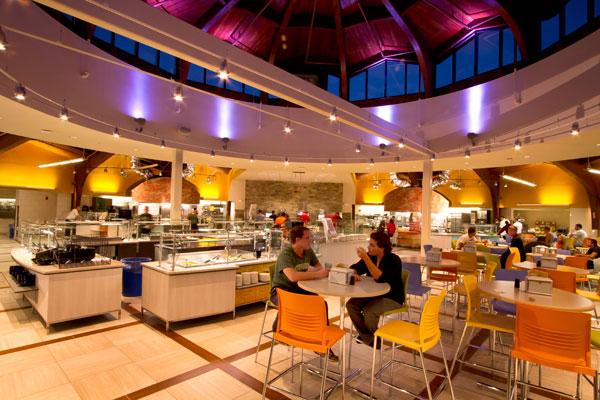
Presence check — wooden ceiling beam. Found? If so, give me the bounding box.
[0,134,28,155]
[332,0,348,99]
[197,0,240,32]
[267,0,296,64]
[382,0,433,97]
[483,0,529,61]
[473,168,501,221]
[72,151,114,208]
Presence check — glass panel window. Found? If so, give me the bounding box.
[327,75,340,96]
[138,43,158,65]
[502,28,515,66]
[349,72,366,101]
[406,64,419,94]
[595,0,600,17]
[187,64,205,83]
[244,85,260,96]
[420,72,424,93]
[158,52,176,75]
[206,70,224,88]
[114,34,135,54]
[226,78,243,92]
[455,39,475,81]
[477,29,500,74]
[268,93,279,100]
[386,61,405,96]
[564,0,588,35]
[94,26,113,43]
[541,14,560,50]
[367,62,385,99]
[435,56,453,88]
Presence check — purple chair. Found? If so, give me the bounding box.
[490,247,506,255]
[403,262,431,317]
[423,244,433,254]
[492,269,528,315]
[557,249,571,255]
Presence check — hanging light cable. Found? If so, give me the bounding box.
[59,103,69,121]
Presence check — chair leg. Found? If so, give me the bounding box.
[593,371,598,400]
[439,340,455,399]
[319,352,329,400]
[255,302,269,363]
[450,324,469,375]
[506,355,512,400]
[370,336,378,399]
[419,349,433,400]
[576,373,581,399]
[262,339,275,399]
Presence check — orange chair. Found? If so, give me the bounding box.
[507,247,520,269]
[544,269,576,293]
[565,257,592,290]
[262,289,345,400]
[442,251,457,260]
[504,250,516,270]
[508,303,598,399]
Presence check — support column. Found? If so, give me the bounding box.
[170,149,183,221]
[421,160,433,254]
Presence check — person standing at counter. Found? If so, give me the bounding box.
[346,230,404,348]
[65,206,80,221]
[188,208,199,231]
[457,227,478,250]
[386,217,396,241]
[255,209,266,221]
[138,206,153,235]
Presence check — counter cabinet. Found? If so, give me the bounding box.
[235,261,274,307]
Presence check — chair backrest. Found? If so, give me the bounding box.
[483,260,498,281]
[564,256,589,269]
[544,269,576,292]
[419,289,446,348]
[401,269,410,298]
[514,303,592,374]
[423,244,433,254]
[463,275,480,322]
[509,247,520,258]
[451,239,458,250]
[403,263,422,286]
[442,251,457,260]
[485,253,500,267]
[276,289,327,344]
[456,251,478,273]
[476,244,490,253]
[495,268,527,282]
[505,251,516,269]
[565,237,575,250]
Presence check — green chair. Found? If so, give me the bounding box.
[451,239,458,250]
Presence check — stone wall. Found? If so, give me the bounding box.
[131,177,200,204]
[245,180,343,218]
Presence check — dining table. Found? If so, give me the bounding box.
[512,260,589,276]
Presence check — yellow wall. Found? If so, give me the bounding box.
[354,173,398,204]
[499,163,589,207]
[0,141,74,192]
[184,165,234,201]
[82,155,142,195]
[436,170,492,207]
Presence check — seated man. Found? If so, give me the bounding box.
[542,226,557,247]
[457,227,478,250]
[346,230,404,348]
[500,225,525,268]
[584,238,600,259]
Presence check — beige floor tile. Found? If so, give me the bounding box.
[0,346,55,378]
[20,383,81,400]
[0,326,41,351]
[140,390,177,400]
[167,369,253,400]
[72,363,155,400]
[117,335,183,362]
[47,333,113,361]
[136,347,208,381]
[0,363,69,399]
[102,323,162,346]
[58,346,132,381]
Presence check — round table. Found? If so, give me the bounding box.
[513,261,589,276]
[477,280,594,312]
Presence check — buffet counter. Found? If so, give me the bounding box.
[10,247,122,331]
[141,255,277,329]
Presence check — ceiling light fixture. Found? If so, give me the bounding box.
[329,107,337,122]
[464,149,471,159]
[398,138,405,149]
[0,26,7,51]
[160,139,166,149]
[210,149,215,157]
[206,175,212,184]
[587,159,600,175]
[355,143,361,153]
[173,85,183,102]
[571,122,579,136]
[38,157,85,168]
[284,156,289,167]
[514,139,522,150]
[430,153,436,161]
[395,156,400,163]
[250,154,254,163]
[327,159,332,167]
[218,59,230,80]
[501,174,536,187]
[59,105,69,121]
[14,83,26,101]
[283,120,292,134]
[113,127,120,138]
[369,158,374,166]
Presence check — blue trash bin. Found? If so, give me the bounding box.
[121,257,151,297]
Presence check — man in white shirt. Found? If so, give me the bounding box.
[512,219,523,234]
[569,223,588,247]
[457,227,478,250]
[65,207,80,221]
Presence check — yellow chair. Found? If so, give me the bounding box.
[451,239,458,250]
[451,276,515,377]
[476,243,490,253]
[370,290,455,400]
[456,251,478,277]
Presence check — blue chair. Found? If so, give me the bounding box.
[557,249,571,255]
[423,244,433,254]
[490,247,506,255]
[492,269,527,315]
[403,262,431,317]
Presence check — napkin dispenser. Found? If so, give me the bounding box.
[539,256,558,269]
[533,245,547,254]
[329,266,354,285]
[425,248,442,263]
[526,276,553,296]
[462,243,477,253]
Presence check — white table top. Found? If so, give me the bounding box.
[298,277,390,298]
[400,255,460,268]
[478,280,593,312]
[513,261,589,275]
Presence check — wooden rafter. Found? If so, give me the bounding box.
[382,0,433,97]
[483,0,528,61]
[473,168,501,221]
[0,134,28,155]
[331,0,348,99]
[267,0,296,64]
[72,151,113,208]
[197,0,240,32]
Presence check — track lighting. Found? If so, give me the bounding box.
[0,26,7,51]
[398,138,404,148]
[38,157,84,168]
[514,139,522,150]
[586,159,600,175]
[355,143,361,153]
[571,122,579,136]
[59,106,69,121]
[327,159,332,167]
[160,139,166,149]
[284,157,289,167]
[464,149,471,159]
[218,59,230,80]
[14,83,26,101]
[395,156,400,163]
[501,174,536,187]
[173,85,183,102]
[329,107,337,122]
[210,149,215,157]
[283,121,292,134]
[250,154,254,163]
[206,175,212,184]
[369,158,374,166]
[113,127,120,139]
[430,153,436,161]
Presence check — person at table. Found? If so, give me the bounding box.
[584,238,600,259]
[500,225,525,268]
[457,226,478,250]
[542,226,557,247]
[569,223,588,247]
[346,230,404,348]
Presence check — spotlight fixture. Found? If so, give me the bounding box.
[206,175,212,184]
[221,137,230,150]
[284,156,289,167]
[113,127,120,138]
[119,168,127,177]
[218,59,230,80]
[430,153,436,161]
[586,160,600,175]
[571,122,579,136]
[398,138,405,148]
[103,167,108,173]
[133,117,146,133]
[514,139,522,150]
[14,83,26,101]
[173,85,183,102]
[327,159,332,167]
[283,121,292,134]
[160,139,166,149]
[372,180,381,190]
[38,157,85,168]
[395,156,400,163]
[250,154,255,163]
[210,149,215,157]
[501,174,536,187]
[355,144,362,153]
[0,26,7,51]
[449,180,464,190]
[59,106,69,121]
[369,158,374,167]
[329,107,337,122]
[464,149,471,159]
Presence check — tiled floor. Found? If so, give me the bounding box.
[0,237,597,399]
